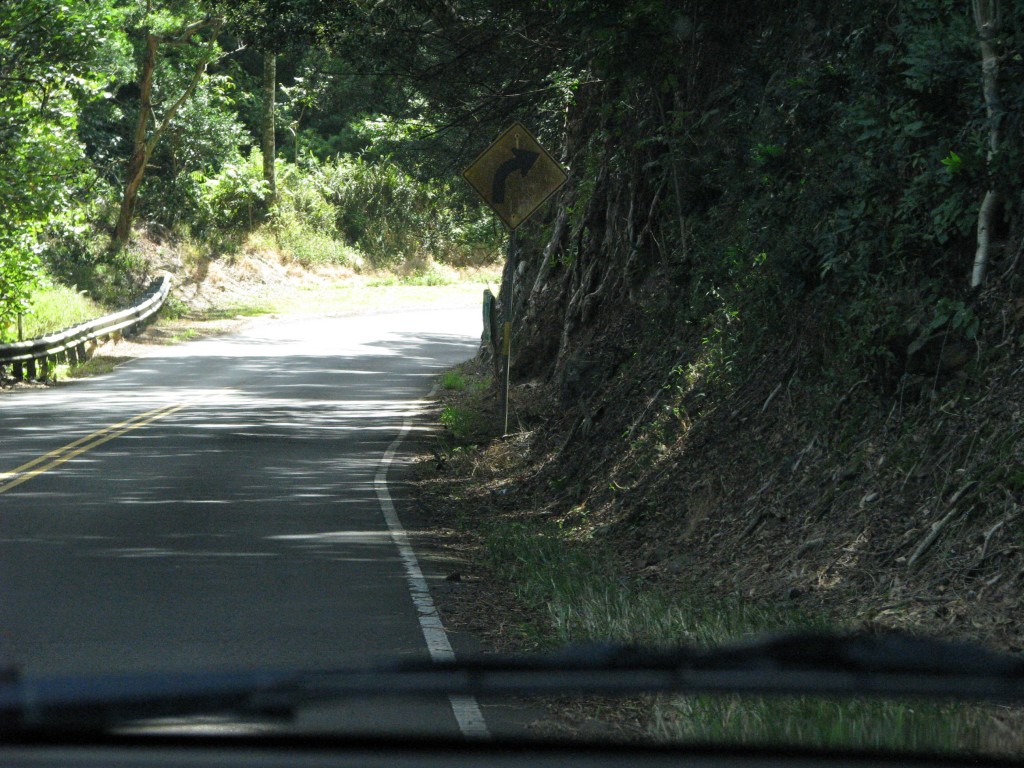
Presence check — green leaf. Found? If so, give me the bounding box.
[940,150,962,174]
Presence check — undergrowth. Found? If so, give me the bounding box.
[180,149,503,271]
[424,358,1021,755]
[474,490,1006,754]
[481,519,824,649]
[6,282,105,341]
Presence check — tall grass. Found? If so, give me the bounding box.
[10,284,105,341]
[651,694,992,754]
[483,521,822,648]
[480,519,1006,754]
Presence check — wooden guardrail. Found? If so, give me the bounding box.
[0,275,171,382]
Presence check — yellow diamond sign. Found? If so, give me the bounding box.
[462,122,567,231]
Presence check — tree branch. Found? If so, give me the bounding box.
[145,19,224,155]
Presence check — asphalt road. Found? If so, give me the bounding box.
[0,308,482,735]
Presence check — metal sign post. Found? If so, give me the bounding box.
[502,230,517,436]
[463,122,567,436]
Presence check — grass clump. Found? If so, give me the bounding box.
[441,370,466,391]
[434,361,499,445]
[368,260,478,288]
[440,405,476,439]
[652,694,991,755]
[64,357,122,379]
[195,303,277,321]
[273,221,363,270]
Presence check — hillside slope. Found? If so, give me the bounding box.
[420,1,1024,658]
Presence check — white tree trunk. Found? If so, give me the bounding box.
[971,0,1002,288]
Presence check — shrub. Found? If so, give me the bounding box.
[318,155,502,269]
[190,149,270,234]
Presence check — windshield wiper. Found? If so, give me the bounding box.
[3,631,1023,732]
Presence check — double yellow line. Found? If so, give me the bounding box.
[0,401,189,496]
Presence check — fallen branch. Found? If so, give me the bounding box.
[907,508,960,568]
[761,382,782,414]
[978,513,1020,563]
[789,435,817,476]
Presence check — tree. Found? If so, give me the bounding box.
[110,8,224,252]
[0,0,114,338]
[199,0,338,214]
[231,4,355,205]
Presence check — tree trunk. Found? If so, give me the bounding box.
[262,51,277,208]
[971,0,1002,288]
[109,18,223,254]
[112,33,158,252]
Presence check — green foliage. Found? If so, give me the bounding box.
[440,405,474,438]
[481,516,998,751]
[4,0,1020,404]
[273,222,361,269]
[0,0,118,333]
[0,238,42,342]
[0,0,511,307]
[188,148,270,233]
[369,264,459,286]
[266,158,362,268]
[318,155,502,269]
[177,145,499,272]
[142,71,251,230]
[907,296,979,357]
[481,519,819,648]
[610,0,1024,392]
[17,282,104,340]
[441,370,466,391]
[654,694,990,753]
[941,150,964,174]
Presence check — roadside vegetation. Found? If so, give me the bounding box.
[488,515,1001,754]
[341,0,1024,754]
[419,360,1020,754]
[16,285,106,340]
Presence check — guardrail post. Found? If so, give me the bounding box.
[25,359,36,380]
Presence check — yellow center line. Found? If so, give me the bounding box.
[0,404,174,482]
[0,401,191,496]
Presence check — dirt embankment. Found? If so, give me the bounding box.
[414,293,1024,658]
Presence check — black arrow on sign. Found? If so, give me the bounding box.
[491,147,539,205]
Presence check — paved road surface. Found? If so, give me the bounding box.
[0,308,481,734]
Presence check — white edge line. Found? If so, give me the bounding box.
[375,410,490,739]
